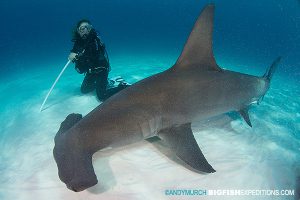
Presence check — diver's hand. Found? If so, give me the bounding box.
[68,53,78,62]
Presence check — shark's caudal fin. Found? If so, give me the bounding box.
[239,57,281,128]
[158,123,215,173]
[175,4,221,71]
[263,57,281,82]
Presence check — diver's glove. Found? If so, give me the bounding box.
[69,49,85,62]
[68,52,78,62]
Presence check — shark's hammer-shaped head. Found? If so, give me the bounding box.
[53,113,98,192]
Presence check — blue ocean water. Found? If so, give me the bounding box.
[1,0,299,78]
[0,0,299,199]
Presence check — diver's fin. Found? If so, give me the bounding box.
[158,123,216,173]
[239,108,252,127]
[175,4,221,71]
[108,76,131,89]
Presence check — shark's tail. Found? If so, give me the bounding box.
[255,57,281,107]
[263,57,281,82]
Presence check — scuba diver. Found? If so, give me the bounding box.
[68,19,129,101]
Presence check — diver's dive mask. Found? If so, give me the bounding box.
[78,23,92,39]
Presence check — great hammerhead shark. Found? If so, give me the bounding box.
[53,4,280,192]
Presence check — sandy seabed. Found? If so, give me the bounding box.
[0,56,299,200]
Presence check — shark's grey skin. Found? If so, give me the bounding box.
[53,4,280,192]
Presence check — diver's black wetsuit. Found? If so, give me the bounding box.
[71,30,126,101]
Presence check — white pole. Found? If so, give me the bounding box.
[40,60,72,112]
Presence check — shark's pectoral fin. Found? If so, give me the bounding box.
[158,123,215,173]
[239,108,252,127]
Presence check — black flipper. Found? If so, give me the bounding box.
[239,108,252,127]
[158,123,215,173]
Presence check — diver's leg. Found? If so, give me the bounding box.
[95,70,109,101]
[100,77,130,100]
[81,73,97,94]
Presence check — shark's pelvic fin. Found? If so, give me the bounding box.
[239,108,252,127]
[175,4,221,72]
[158,123,216,173]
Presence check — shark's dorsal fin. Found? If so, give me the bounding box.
[175,4,221,71]
[158,123,215,173]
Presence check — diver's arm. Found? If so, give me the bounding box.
[95,37,105,52]
[71,40,81,53]
[69,41,81,61]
